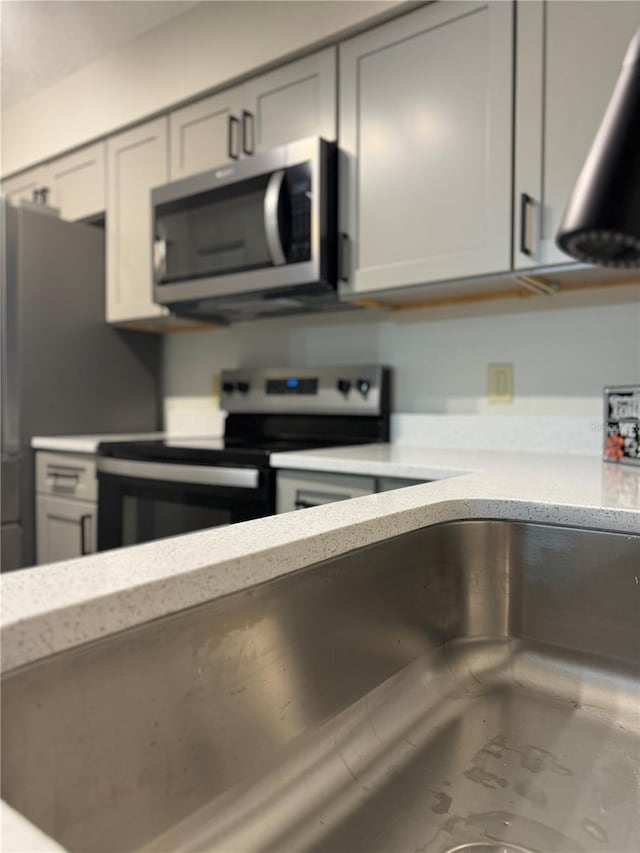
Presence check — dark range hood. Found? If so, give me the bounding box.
[557,30,640,267]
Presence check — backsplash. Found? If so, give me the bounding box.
[391,414,601,456]
[163,285,640,439]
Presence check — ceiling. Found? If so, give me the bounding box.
[1,0,199,108]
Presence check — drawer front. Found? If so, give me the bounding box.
[36,452,97,502]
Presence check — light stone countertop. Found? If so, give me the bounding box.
[271,442,487,480]
[3,447,639,676]
[30,433,173,454]
[2,444,640,852]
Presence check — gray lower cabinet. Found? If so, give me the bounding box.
[277,470,376,514]
[377,477,427,492]
[277,469,424,513]
[339,0,514,297]
[36,495,97,565]
[35,451,98,565]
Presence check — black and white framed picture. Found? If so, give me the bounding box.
[604,386,640,466]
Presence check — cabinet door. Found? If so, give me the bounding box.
[339,2,513,296]
[169,87,243,180]
[106,118,169,323]
[1,165,46,206]
[277,470,375,514]
[243,48,337,152]
[46,141,106,221]
[514,0,640,269]
[36,495,97,565]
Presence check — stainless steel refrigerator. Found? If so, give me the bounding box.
[1,202,160,570]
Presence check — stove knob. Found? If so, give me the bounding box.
[237,381,250,394]
[222,381,236,394]
[336,379,352,396]
[356,378,371,397]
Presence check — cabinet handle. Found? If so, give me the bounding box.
[50,471,80,492]
[520,192,533,256]
[32,187,50,205]
[338,233,350,282]
[80,513,92,556]
[242,110,255,155]
[228,115,240,160]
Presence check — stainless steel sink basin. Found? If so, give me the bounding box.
[2,520,639,853]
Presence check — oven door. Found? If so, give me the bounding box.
[97,458,274,552]
[152,137,335,306]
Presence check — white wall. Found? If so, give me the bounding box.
[1,0,400,176]
[163,285,640,434]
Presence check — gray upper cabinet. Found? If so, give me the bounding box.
[168,49,336,180]
[514,0,640,270]
[243,48,337,152]
[3,143,105,221]
[46,142,106,221]
[106,117,169,324]
[2,165,46,206]
[339,1,514,297]
[169,87,244,180]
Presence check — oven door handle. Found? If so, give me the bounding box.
[97,457,260,489]
[264,168,286,266]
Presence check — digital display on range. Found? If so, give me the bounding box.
[266,378,318,395]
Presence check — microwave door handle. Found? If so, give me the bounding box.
[153,237,167,282]
[264,169,286,266]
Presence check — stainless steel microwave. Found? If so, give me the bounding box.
[151,137,338,322]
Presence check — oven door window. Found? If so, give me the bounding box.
[98,474,272,552]
[121,491,230,547]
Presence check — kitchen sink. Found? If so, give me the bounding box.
[2,520,639,853]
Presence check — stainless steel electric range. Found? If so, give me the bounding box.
[96,365,390,552]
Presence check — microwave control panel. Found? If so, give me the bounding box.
[286,163,312,264]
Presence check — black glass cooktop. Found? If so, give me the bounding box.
[99,412,390,469]
[97,436,342,468]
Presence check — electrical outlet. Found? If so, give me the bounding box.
[488,363,513,404]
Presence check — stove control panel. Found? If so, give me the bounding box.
[220,366,390,416]
[266,378,318,395]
